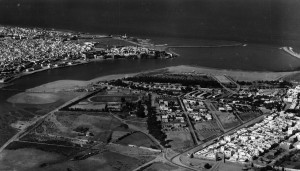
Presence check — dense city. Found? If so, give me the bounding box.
[0,26,174,83]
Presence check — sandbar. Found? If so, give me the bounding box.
[7,93,60,105]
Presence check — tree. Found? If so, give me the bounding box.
[136,104,146,118]
[204,163,212,169]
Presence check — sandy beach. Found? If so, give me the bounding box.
[166,65,300,81]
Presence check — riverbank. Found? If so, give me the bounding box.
[0,60,89,86]
[25,72,141,93]
[23,65,300,94]
[281,46,300,59]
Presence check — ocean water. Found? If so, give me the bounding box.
[0,0,300,45]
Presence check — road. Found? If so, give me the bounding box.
[177,96,199,145]
[204,101,225,131]
[210,74,237,95]
[0,113,50,153]
[0,91,92,154]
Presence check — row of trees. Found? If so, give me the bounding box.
[146,94,168,147]
[126,75,222,88]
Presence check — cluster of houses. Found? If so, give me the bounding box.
[182,99,212,122]
[184,89,222,100]
[195,112,300,163]
[107,46,151,57]
[125,81,185,93]
[284,85,300,110]
[156,96,187,132]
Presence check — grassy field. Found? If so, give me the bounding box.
[89,95,139,103]
[20,112,127,145]
[0,148,65,171]
[237,111,262,122]
[214,111,241,130]
[144,162,179,171]
[125,120,148,132]
[194,120,223,141]
[166,131,194,153]
[0,147,150,171]
[6,141,82,156]
[107,143,159,157]
[116,131,160,149]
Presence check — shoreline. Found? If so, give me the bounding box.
[281,46,300,59]
[23,65,300,93]
[2,63,300,91]
[0,60,89,87]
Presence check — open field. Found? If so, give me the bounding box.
[144,162,180,171]
[237,111,262,122]
[194,120,223,141]
[0,147,150,171]
[6,141,82,156]
[107,143,159,157]
[17,111,130,149]
[0,148,65,171]
[166,131,194,153]
[40,112,126,142]
[7,93,60,105]
[214,111,241,130]
[116,131,160,149]
[124,120,148,132]
[214,75,232,84]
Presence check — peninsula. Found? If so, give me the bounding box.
[0,26,176,84]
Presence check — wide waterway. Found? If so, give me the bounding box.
[1,41,300,99]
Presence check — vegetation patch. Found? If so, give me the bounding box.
[116,131,160,149]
